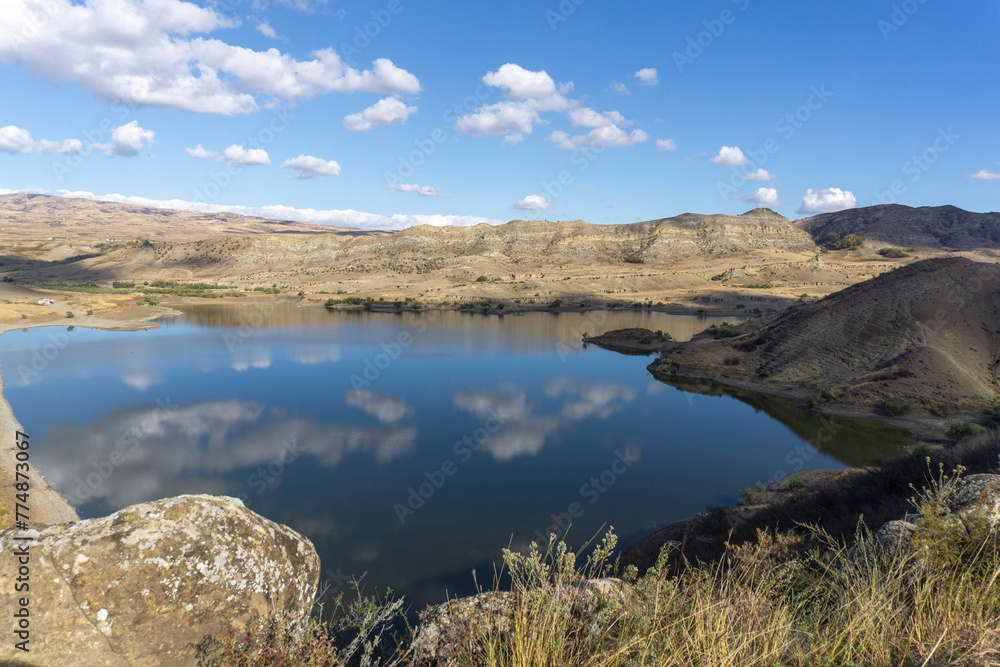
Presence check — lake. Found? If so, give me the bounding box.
[0,305,910,609]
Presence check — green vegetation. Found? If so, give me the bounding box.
[28,281,241,298]
[86,309,94,316]
[638,330,672,344]
[822,233,864,250]
[880,397,914,416]
[804,393,820,409]
[947,421,986,440]
[877,246,912,258]
[20,314,26,319]
[112,280,136,289]
[476,275,489,282]
[741,283,774,289]
[65,311,74,318]
[548,299,563,308]
[787,478,806,492]
[709,323,739,339]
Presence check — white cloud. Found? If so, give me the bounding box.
[256,20,277,38]
[389,183,446,197]
[797,187,857,215]
[223,144,270,167]
[549,126,649,151]
[744,168,776,181]
[0,0,420,115]
[38,138,83,155]
[611,81,630,95]
[482,63,557,100]
[0,125,34,154]
[710,146,748,166]
[736,187,780,207]
[281,154,341,178]
[185,144,217,160]
[633,67,659,86]
[90,121,154,157]
[567,107,629,128]
[343,97,417,131]
[656,138,678,152]
[0,187,504,231]
[514,194,551,210]
[969,168,1000,181]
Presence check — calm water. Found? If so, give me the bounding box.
[0,305,909,609]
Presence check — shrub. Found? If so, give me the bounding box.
[881,398,914,416]
[877,247,911,258]
[804,394,819,409]
[20,314,26,319]
[947,421,985,440]
[65,311,74,318]
[549,299,563,308]
[788,478,806,492]
[86,309,94,315]
[476,276,489,282]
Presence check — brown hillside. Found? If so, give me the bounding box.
[650,257,1000,409]
[797,204,1000,249]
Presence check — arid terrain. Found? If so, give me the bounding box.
[4,195,996,317]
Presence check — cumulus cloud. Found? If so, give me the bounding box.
[744,168,776,181]
[514,194,552,210]
[0,125,34,154]
[186,144,217,160]
[797,187,857,215]
[633,67,659,86]
[90,121,154,157]
[549,126,649,151]
[969,168,1000,181]
[656,138,678,152]
[389,183,446,197]
[611,81,630,95]
[38,138,83,155]
[0,187,504,231]
[736,187,780,207]
[710,146,748,166]
[0,0,420,115]
[281,154,341,178]
[344,97,417,131]
[482,63,558,100]
[567,107,629,128]
[223,144,270,167]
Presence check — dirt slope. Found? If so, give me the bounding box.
[651,257,1000,409]
[797,204,1000,249]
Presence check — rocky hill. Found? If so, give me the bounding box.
[0,192,382,241]
[650,256,1000,409]
[797,204,1000,249]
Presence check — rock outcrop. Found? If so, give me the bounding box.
[0,494,320,666]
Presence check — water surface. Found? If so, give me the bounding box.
[0,305,910,608]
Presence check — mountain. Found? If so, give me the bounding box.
[797,204,1000,249]
[650,256,1000,409]
[0,193,381,241]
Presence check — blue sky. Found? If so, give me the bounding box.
[0,0,997,230]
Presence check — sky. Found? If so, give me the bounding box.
[0,0,998,230]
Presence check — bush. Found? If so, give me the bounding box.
[877,247,911,258]
[804,394,820,409]
[549,299,563,308]
[65,311,74,318]
[881,398,914,416]
[476,276,489,282]
[788,478,806,492]
[86,309,94,315]
[947,421,985,440]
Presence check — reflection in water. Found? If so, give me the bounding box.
[0,307,909,611]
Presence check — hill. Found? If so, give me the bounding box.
[797,204,1000,249]
[650,256,1000,410]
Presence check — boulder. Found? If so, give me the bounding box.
[0,494,320,666]
[949,473,1000,527]
[409,578,630,666]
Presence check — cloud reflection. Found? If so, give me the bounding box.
[345,389,412,424]
[34,399,416,512]
[452,378,637,461]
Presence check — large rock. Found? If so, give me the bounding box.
[0,494,320,666]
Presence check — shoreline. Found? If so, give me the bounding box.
[0,304,178,526]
